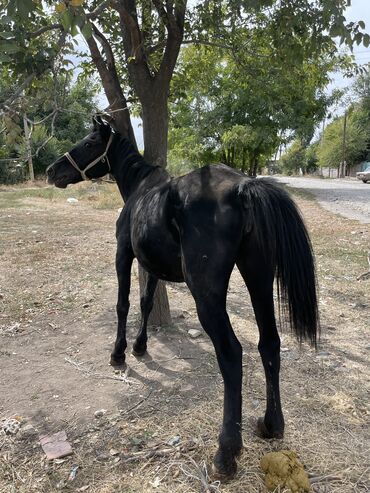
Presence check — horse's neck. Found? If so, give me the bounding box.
[111,137,167,201]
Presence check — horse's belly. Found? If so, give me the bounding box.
[133,236,184,282]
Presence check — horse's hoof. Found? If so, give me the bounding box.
[256,417,284,439]
[110,354,126,368]
[132,345,146,357]
[212,450,238,480]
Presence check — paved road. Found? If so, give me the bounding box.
[274,176,370,224]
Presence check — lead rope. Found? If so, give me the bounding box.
[64,133,114,181]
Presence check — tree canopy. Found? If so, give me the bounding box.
[0,72,98,183]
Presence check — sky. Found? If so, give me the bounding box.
[84,0,370,148]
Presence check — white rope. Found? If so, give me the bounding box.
[64,133,114,181]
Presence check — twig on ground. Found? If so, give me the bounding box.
[357,250,370,280]
[122,447,173,463]
[120,390,153,416]
[64,357,139,385]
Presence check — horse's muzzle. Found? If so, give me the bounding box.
[46,164,56,184]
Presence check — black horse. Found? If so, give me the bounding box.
[47,117,319,478]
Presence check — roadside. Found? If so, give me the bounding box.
[275,176,370,224]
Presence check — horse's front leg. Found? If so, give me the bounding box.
[132,271,158,356]
[110,246,133,367]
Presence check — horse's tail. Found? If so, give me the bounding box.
[238,178,319,346]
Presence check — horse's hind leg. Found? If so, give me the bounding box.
[237,255,284,439]
[182,250,242,477]
[132,271,158,356]
[192,292,243,477]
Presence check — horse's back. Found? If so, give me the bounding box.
[173,164,248,203]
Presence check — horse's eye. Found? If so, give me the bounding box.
[85,142,91,148]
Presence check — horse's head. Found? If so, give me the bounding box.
[47,116,114,188]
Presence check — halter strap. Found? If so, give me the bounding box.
[64,133,114,181]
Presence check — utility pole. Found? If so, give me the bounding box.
[321,117,326,177]
[23,114,34,182]
[341,110,347,178]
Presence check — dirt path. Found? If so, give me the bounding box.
[275,176,370,224]
[0,185,369,493]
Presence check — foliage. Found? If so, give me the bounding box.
[168,127,216,175]
[0,73,98,182]
[18,125,61,176]
[221,125,278,174]
[1,0,368,175]
[169,38,343,174]
[317,111,368,170]
[280,141,303,175]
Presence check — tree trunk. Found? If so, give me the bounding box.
[242,148,246,172]
[252,156,259,177]
[23,114,34,182]
[142,94,168,166]
[140,93,172,326]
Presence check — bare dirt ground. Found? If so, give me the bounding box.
[0,182,369,493]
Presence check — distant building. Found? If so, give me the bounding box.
[318,161,369,178]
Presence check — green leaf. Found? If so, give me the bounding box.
[358,20,365,29]
[81,22,93,39]
[6,0,16,17]
[61,10,73,31]
[0,52,12,62]
[0,42,23,54]
[16,0,35,19]
[363,34,370,48]
[70,23,79,37]
[0,32,14,39]
[0,15,13,24]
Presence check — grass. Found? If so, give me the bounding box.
[0,181,123,210]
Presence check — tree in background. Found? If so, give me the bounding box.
[0,72,99,182]
[317,110,368,172]
[168,34,347,175]
[221,125,277,175]
[310,71,370,175]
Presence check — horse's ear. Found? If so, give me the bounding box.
[92,115,103,129]
[100,113,119,133]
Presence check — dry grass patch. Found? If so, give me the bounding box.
[0,185,369,493]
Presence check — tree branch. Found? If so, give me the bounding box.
[87,0,115,20]
[155,0,186,86]
[0,73,36,114]
[27,23,63,39]
[26,0,114,39]
[85,33,136,144]
[152,0,170,28]
[182,39,233,50]
[0,31,67,116]
[91,23,116,70]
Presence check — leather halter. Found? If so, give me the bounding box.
[64,133,114,181]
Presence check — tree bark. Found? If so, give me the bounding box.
[139,92,172,325]
[142,93,168,166]
[23,114,34,182]
[242,147,246,171]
